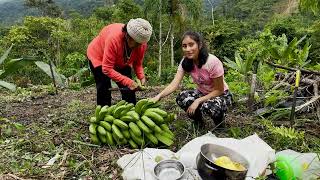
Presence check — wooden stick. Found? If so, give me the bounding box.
[6,174,27,180]
[49,59,58,95]
[72,140,100,147]
[300,78,316,85]
[290,70,301,126]
[266,61,320,76]
[313,81,320,121]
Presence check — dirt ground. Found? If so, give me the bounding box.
[0,86,319,179]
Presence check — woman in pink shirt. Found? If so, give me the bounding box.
[87,18,152,106]
[152,31,232,128]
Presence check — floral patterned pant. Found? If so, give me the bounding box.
[176,89,232,122]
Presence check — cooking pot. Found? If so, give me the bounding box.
[196,144,249,180]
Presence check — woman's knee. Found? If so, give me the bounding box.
[201,97,227,116]
[175,90,188,105]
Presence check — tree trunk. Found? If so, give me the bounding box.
[170,31,174,67]
[56,39,61,66]
[248,73,256,111]
[170,12,174,67]
[206,0,215,26]
[211,7,214,26]
[158,0,162,77]
[247,61,259,111]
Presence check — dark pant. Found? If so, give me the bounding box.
[89,61,136,106]
[176,89,232,127]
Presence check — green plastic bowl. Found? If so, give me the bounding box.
[274,155,302,180]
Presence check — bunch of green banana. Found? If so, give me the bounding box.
[88,99,176,148]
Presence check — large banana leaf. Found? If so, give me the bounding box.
[0,80,16,91]
[269,47,281,60]
[0,44,13,65]
[299,41,311,67]
[234,51,244,73]
[70,67,89,79]
[0,58,34,79]
[283,37,298,59]
[223,56,239,70]
[297,35,307,45]
[35,61,64,86]
[244,53,256,74]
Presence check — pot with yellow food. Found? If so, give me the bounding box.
[196,144,249,180]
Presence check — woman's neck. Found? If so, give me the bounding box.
[193,58,199,66]
[124,35,132,61]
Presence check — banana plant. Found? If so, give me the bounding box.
[0,45,65,92]
[0,44,17,91]
[223,51,257,81]
[299,0,319,15]
[269,35,311,68]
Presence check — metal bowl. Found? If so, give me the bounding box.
[154,159,185,180]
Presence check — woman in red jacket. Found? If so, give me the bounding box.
[87,18,152,106]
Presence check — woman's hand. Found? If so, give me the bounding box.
[140,77,146,86]
[128,81,138,90]
[187,99,200,116]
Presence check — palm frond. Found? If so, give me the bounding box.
[223,56,239,70]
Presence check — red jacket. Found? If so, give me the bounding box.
[87,23,147,87]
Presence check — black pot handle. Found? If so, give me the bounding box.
[204,162,218,171]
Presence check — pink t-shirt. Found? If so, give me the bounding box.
[178,54,229,95]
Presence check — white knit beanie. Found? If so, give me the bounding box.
[127,18,152,44]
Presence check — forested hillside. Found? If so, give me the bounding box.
[1,0,218,26]
[0,0,109,25]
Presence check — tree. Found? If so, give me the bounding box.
[143,0,203,76]
[206,0,216,26]
[158,0,163,77]
[299,0,319,15]
[0,44,64,92]
[112,0,143,23]
[24,0,62,17]
[0,45,16,91]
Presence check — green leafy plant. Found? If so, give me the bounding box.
[0,45,65,91]
[0,44,16,91]
[307,62,320,71]
[268,34,311,68]
[263,120,304,140]
[299,0,320,15]
[182,76,196,89]
[228,81,250,98]
[257,65,275,89]
[264,89,289,106]
[269,109,291,121]
[270,126,305,139]
[0,117,25,139]
[60,52,86,78]
[224,51,257,81]
[261,120,306,150]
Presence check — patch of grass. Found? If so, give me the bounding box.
[228,126,256,139]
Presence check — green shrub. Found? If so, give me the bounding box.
[60,52,86,77]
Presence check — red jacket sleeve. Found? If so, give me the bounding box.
[102,37,134,87]
[134,44,147,80]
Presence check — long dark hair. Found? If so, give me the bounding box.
[122,24,127,32]
[181,31,209,72]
